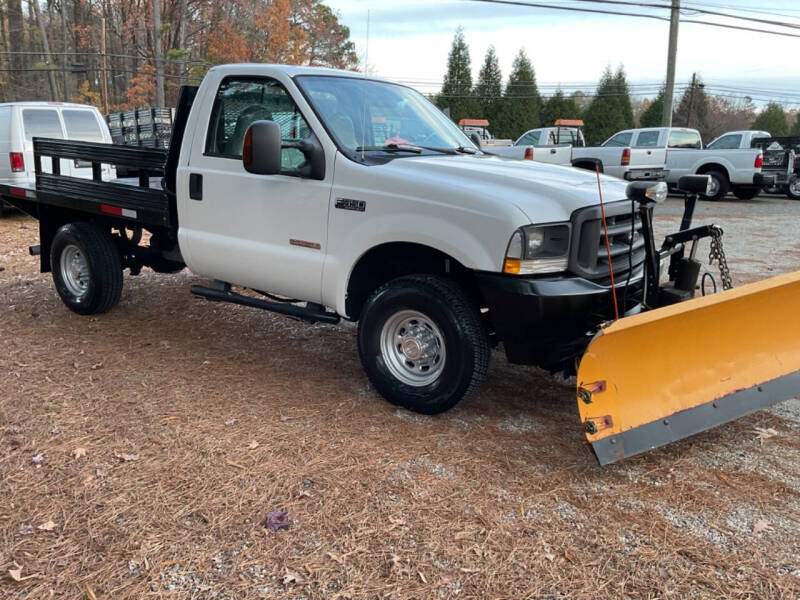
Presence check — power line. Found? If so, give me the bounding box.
[464,0,800,38]
[571,0,800,30]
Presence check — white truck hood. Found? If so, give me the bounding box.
[377,154,630,223]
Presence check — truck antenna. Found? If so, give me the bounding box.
[360,10,370,162]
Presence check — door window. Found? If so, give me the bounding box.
[706,134,742,150]
[667,130,702,149]
[205,77,311,171]
[603,131,633,147]
[22,109,64,141]
[635,130,661,147]
[516,131,541,146]
[62,110,104,142]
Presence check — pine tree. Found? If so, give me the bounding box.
[474,46,503,133]
[751,102,789,136]
[493,49,540,139]
[436,27,479,123]
[581,66,635,145]
[539,90,582,127]
[639,88,665,127]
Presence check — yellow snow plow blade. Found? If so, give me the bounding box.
[578,270,800,465]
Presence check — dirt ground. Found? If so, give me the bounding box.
[1,195,799,599]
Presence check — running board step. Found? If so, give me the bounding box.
[190,284,340,325]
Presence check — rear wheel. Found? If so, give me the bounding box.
[701,170,729,201]
[51,222,123,315]
[357,275,490,415]
[732,185,760,200]
[788,178,800,200]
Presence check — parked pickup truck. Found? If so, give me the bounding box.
[2,64,657,415]
[747,135,800,200]
[662,128,772,200]
[483,121,585,166]
[571,128,668,181]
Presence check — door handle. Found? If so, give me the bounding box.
[189,173,202,200]
[550,148,557,154]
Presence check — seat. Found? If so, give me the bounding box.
[224,105,272,156]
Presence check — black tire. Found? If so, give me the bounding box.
[701,170,729,201]
[788,178,800,200]
[357,275,490,415]
[732,186,760,200]
[51,222,123,315]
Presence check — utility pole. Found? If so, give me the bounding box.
[685,72,697,127]
[153,0,165,108]
[662,0,680,127]
[101,17,109,114]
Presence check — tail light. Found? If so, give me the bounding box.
[570,147,573,162]
[754,153,763,169]
[9,152,24,172]
[793,156,799,170]
[524,147,533,160]
[621,148,631,166]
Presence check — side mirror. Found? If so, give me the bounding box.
[469,131,482,149]
[677,174,711,195]
[243,120,282,175]
[626,181,668,205]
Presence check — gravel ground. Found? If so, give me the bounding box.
[1,193,799,599]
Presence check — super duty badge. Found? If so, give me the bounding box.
[335,198,366,212]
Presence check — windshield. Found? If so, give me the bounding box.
[296,75,475,156]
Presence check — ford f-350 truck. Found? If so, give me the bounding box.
[1,64,656,415]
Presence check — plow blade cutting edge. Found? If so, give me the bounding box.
[578,270,800,465]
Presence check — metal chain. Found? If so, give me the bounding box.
[709,226,733,290]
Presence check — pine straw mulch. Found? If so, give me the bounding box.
[1,209,799,599]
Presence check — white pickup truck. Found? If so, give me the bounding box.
[482,124,582,166]
[657,128,771,200]
[1,63,670,415]
[571,128,668,181]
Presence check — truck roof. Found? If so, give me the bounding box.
[0,101,101,109]
[206,63,395,83]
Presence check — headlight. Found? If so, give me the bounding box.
[503,223,570,275]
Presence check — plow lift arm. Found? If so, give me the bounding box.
[577,176,800,465]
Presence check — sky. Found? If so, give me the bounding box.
[325,0,800,106]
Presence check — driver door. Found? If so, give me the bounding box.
[179,75,332,302]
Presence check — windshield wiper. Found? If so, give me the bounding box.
[355,143,474,156]
[355,143,423,154]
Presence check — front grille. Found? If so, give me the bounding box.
[570,200,646,282]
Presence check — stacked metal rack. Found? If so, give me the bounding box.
[106,108,175,149]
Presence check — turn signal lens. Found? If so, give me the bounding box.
[503,258,522,274]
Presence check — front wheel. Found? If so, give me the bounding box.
[51,222,123,315]
[357,275,490,415]
[788,177,800,200]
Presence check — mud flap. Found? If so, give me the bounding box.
[577,271,800,465]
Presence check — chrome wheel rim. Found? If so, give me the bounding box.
[60,244,90,298]
[790,179,800,196]
[706,176,720,197]
[380,310,446,387]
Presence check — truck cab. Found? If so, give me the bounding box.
[2,64,650,416]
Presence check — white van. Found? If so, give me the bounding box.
[0,102,116,183]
